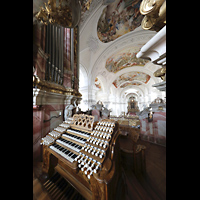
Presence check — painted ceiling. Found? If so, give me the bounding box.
[112,71,151,88]
[97,0,144,43]
[105,46,148,73]
[95,77,102,89]
[120,82,141,88]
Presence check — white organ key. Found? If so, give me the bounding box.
[59,123,70,129]
[56,139,81,152]
[62,133,86,144]
[49,145,74,162]
[49,130,60,138]
[54,126,66,133]
[41,134,55,145]
[67,129,90,138]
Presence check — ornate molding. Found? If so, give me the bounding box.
[33,75,73,95]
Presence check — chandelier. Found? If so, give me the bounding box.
[34,0,81,27]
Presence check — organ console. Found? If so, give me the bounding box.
[41,114,123,200]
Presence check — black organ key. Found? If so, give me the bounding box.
[77,146,82,150]
[68,152,73,157]
[71,154,77,159]
[57,138,83,153]
[49,143,75,162]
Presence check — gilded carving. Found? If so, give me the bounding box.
[153,66,166,80]
[33,74,75,95]
[34,0,81,27]
[140,0,166,31]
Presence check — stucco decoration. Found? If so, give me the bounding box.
[112,71,150,88]
[97,0,144,43]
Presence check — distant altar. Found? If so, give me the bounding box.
[127,97,139,115]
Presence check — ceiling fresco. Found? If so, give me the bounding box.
[112,71,150,88]
[97,0,144,43]
[95,77,102,89]
[105,46,148,73]
[120,82,141,88]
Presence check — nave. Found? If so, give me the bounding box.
[33,139,166,200]
[33,1,166,199]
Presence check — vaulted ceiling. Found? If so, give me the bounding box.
[79,0,161,101]
[33,0,162,102]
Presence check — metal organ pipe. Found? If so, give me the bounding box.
[45,24,49,81]
[54,25,57,83]
[49,24,52,81]
[52,25,55,82]
[44,24,65,85]
[60,26,64,85]
[57,27,60,83]
[71,28,74,88]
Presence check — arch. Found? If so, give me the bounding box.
[79,63,89,88]
[120,85,145,99]
[126,92,139,101]
[107,66,158,89]
[118,80,146,88]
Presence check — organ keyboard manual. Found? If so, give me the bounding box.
[40,114,124,200]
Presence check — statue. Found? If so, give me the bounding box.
[90,101,111,120]
[101,107,111,118]
[64,104,74,121]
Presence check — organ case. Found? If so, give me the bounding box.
[41,114,122,200]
